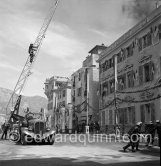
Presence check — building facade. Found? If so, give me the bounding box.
[98,6,161,134]
[71,45,107,132]
[44,76,71,131]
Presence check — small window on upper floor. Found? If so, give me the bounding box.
[144,63,151,82]
[127,71,135,88]
[139,61,155,85]
[126,44,133,58]
[78,73,81,81]
[109,80,115,94]
[63,90,66,97]
[142,32,152,48]
[118,74,126,90]
[77,87,82,96]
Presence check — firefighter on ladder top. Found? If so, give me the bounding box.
[28,44,38,63]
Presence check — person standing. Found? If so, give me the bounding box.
[145,121,156,146]
[1,122,9,140]
[135,122,142,151]
[156,120,161,147]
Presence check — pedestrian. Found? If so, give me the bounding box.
[115,125,121,140]
[123,122,142,152]
[1,122,9,140]
[145,121,155,147]
[155,120,161,147]
[135,122,142,151]
[95,121,100,134]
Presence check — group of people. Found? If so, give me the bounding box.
[123,120,161,152]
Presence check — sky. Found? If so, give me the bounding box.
[0,0,157,98]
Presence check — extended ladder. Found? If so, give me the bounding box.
[6,0,60,115]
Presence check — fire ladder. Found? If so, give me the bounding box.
[6,0,60,117]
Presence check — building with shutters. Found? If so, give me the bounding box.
[71,45,107,132]
[44,76,71,130]
[98,6,161,134]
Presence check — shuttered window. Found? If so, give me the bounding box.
[139,66,143,85]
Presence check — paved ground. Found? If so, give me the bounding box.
[0,134,160,166]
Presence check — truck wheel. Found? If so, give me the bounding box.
[48,134,55,145]
[21,134,27,145]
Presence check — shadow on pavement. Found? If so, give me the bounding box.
[0,157,160,166]
[137,146,160,157]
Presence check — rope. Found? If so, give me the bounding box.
[116,83,161,94]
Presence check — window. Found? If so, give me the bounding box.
[127,71,134,88]
[139,61,155,85]
[102,82,108,97]
[118,75,126,90]
[102,111,105,126]
[144,63,150,82]
[109,58,114,68]
[77,87,82,96]
[118,107,135,125]
[142,33,152,48]
[126,44,133,57]
[127,107,135,124]
[138,38,142,52]
[109,110,113,125]
[72,96,75,102]
[109,80,114,94]
[63,90,66,97]
[73,76,75,87]
[140,103,155,123]
[138,32,152,51]
[78,73,81,81]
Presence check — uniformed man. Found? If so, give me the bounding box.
[123,122,142,152]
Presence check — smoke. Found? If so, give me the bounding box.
[122,0,157,22]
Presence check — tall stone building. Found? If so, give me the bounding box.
[98,6,161,134]
[44,76,71,131]
[71,45,107,132]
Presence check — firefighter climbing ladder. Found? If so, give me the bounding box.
[6,0,60,115]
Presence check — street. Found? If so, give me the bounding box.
[0,134,160,166]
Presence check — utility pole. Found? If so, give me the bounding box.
[114,55,118,131]
[86,68,89,134]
